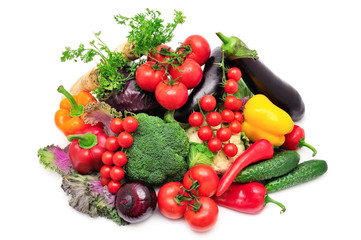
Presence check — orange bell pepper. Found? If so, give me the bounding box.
[55,85,97,136]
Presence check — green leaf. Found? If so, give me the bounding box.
[187,142,216,169]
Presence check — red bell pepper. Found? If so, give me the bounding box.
[282,125,317,156]
[216,139,273,196]
[67,126,108,174]
[212,182,286,214]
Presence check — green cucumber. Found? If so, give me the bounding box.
[235,150,300,183]
[265,160,328,193]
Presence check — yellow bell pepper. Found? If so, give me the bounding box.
[242,94,294,146]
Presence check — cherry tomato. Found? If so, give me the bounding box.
[183,164,219,197]
[112,151,127,167]
[117,132,133,148]
[216,127,232,142]
[158,182,188,220]
[184,196,218,232]
[197,126,213,141]
[105,136,120,152]
[136,62,167,92]
[110,117,123,134]
[182,35,211,66]
[100,165,112,179]
[122,116,138,133]
[101,151,114,165]
[223,143,238,157]
[224,95,243,111]
[227,67,242,81]
[188,112,204,127]
[107,180,121,194]
[229,120,242,134]
[100,177,110,186]
[155,81,188,110]
[147,44,173,64]
[206,112,222,126]
[234,111,244,122]
[207,137,222,152]
[110,166,124,181]
[221,109,235,123]
[224,79,239,94]
[200,95,217,112]
[170,58,203,89]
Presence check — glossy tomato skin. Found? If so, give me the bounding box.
[170,58,203,89]
[136,62,167,92]
[183,164,219,197]
[158,182,188,220]
[155,81,188,110]
[184,197,218,232]
[183,35,211,66]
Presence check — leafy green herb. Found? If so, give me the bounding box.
[114,8,186,57]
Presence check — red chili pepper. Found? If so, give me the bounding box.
[67,126,108,174]
[216,139,273,196]
[212,182,286,214]
[282,125,317,156]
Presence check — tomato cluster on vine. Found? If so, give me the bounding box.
[99,116,138,194]
[188,67,244,157]
[135,35,211,110]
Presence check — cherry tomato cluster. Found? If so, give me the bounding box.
[188,93,244,157]
[100,116,139,194]
[158,164,219,232]
[136,35,211,110]
[224,67,242,94]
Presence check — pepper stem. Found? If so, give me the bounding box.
[298,138,317,157]
[67,132,98,149]
[57,85,84,117]
[264,194,286,214]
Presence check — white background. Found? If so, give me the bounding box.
[1,0,360,239]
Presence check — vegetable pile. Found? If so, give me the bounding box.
[38,9,328,232]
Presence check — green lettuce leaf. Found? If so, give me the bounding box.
[187,142,216,169]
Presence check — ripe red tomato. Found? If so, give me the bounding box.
[110,117,123,134]
[207,137,223,152]
[158,182,189,220]
[206,112,222,126]
[155,81,188,110]
[224,95,243,111]
[100,165,112,179]
[184,196,218,232]
[188,112,204,127]
[110,166,124,181]
[100,177,110,186]
[105,136,120,152]
[122,116,138,133]
[223,143,238,157]
[234,111,244,123]
[183,164,219,197]
[107,180,121,194]
[197,126,213,141]
[112,151,127,167]
[221,109,235,123]
[117,132,133,148]
[147,44,173,64]
[229,120,242,134]
[136,62,167,92]
[227,67,242,81]
[216,127,232,142]
[170,58,203,89]
[183,35,211,66]
[101,151,114,165]
[224,79,239,94]
[200,95,217,112]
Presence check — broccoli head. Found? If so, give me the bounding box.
[124,113,190,186]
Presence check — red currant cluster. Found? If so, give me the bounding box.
[100,116,139,194]
[188,67,244,157]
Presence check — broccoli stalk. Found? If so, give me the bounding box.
[124,113,190,186]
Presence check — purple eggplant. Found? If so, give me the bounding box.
[217,32,305,121]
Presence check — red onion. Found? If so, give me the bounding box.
[115,181,157,223]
